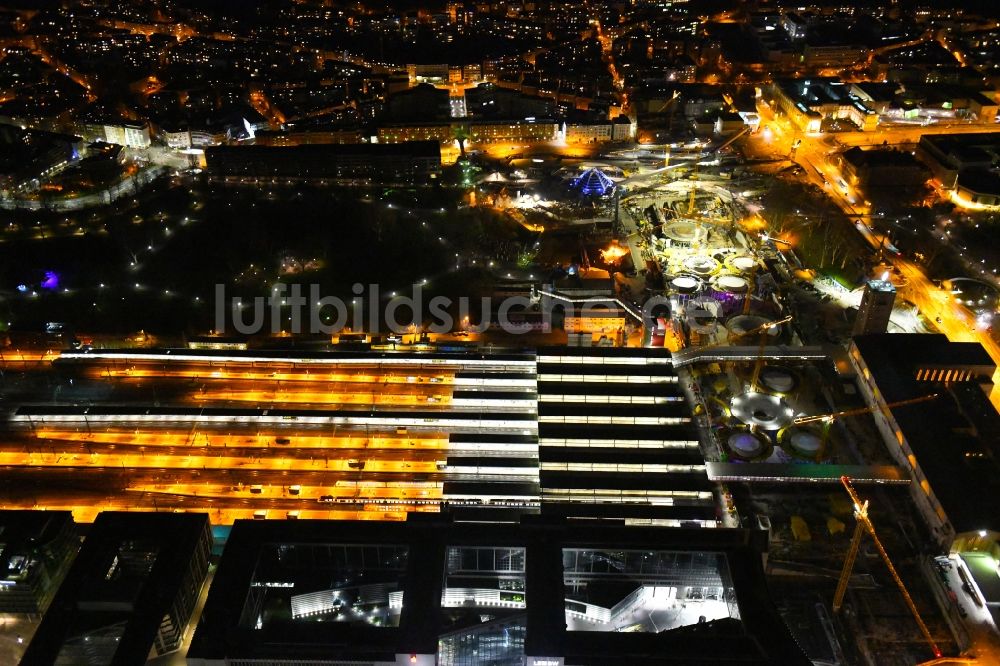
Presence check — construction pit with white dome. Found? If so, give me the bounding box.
[684,341,902,472]
[628,180,903,476]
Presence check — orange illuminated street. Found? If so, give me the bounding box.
[747,105,1000,411]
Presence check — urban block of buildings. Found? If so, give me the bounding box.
[917,133,1000,208]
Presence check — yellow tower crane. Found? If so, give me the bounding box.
[741,265,758,316]
[833,476,943,660]
[747,315,793,392]
[793,393,939,425]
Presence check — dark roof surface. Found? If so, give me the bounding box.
[957,168,1000,196]
[188,516,811,665]
[21,512,210,666]
[852,334,1000,533]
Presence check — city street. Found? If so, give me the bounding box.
[744,109,1000,409]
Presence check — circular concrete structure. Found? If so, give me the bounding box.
[778,425,826,460]
[725,314,780,339]
[720,427,773,461]
[683,255,720,277]
[672,276,701,294]
[730,392,795,430]
[729,431,765,457]
[714,274,748,294]
[663,219,708,245]
[758,366,798,394]
[726,255,757,273]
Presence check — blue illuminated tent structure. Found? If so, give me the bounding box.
[571,167,615,197]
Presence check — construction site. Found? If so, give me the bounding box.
[611,173,995,664]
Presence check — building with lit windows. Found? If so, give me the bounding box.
[79,120,152,148]
[0,124,82,195]
[848,334,999,550]
[565,121,614,143]
[255,129,363,146]
[186,515,811,666]
[376,120,558,146]
[468,119,558,144]
[852,277,896,336]
[765,79,878,133]
[407,63,451,84]
[801,41,869,69]
[916,133,1000,208]
[563,118,635,144]
[0,511,78,614]
[377,123,455,145]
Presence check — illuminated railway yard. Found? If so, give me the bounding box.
[0,350,542,523]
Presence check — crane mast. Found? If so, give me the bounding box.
[833,476,942,659]
[747,316,792,392]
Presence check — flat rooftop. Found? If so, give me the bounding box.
[20,512,210,666]
[189,515,811,665]
[852,334,1000,534]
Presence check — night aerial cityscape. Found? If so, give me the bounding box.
[1,0,1000,664]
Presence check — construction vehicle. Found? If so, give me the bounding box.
[833,476,942,659]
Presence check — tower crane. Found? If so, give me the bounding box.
[657,91,681,157]
[747,315,793,392]
[683,313,790,351]
[834,476,942,659]
[793,393,939,425]
[741,265,758,316]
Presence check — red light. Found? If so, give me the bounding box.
[410,657,417,664]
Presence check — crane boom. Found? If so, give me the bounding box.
[736,315,792,343]
[747,316,793,392]
[793,393,938,425]
[834,476,942,659]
